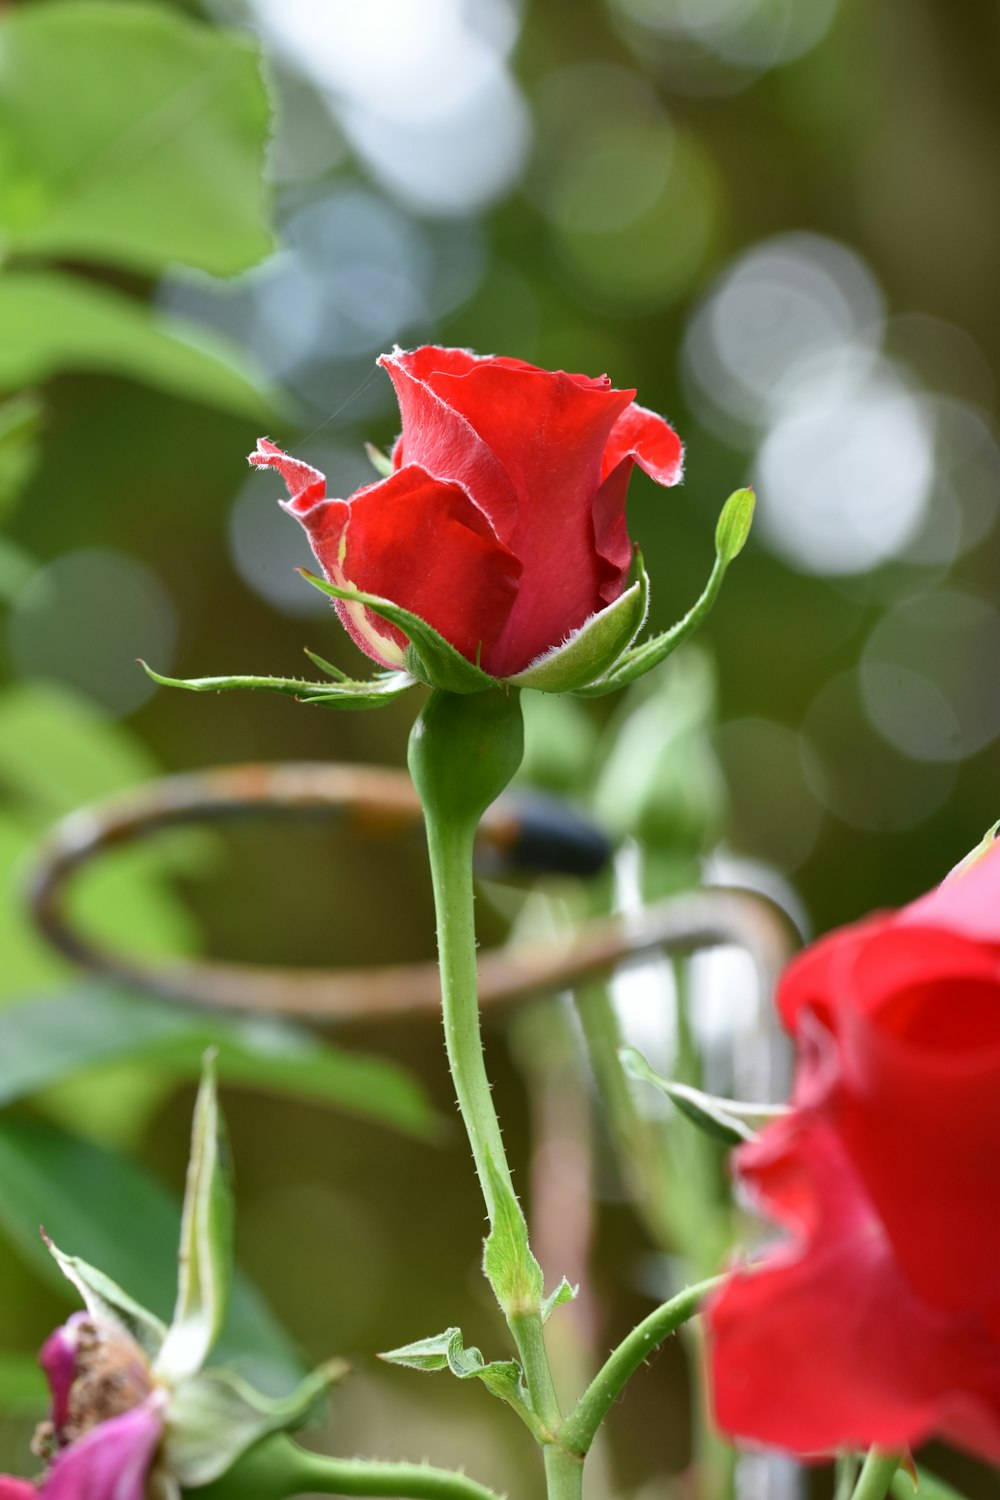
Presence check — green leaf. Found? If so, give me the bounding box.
[155,1056,233,1383]
[380,1328,523,1407]
[141,659,415,710]
[0,1,272,274]
[714,487,755,563]
[0,273,276,420]
[576,490,753,699]
[0,1115,305,1394]
[508,562,649,693]
[0,391,43,521]
[379,1328,460,1372]
[45,1237,167,1357]
[0,1352,49,1414]
[300,570,499,695]
[541,1277,578,1323]
[165,1360,347,1487]
[620,1046,787,1147]
[0,986,438,1140]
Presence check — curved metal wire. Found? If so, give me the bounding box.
[25,762,796,1024]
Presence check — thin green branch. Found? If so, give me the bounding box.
[197,1435,505,1500]
[559,1276,723,1457]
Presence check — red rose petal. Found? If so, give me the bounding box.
[291,464,521,672]
[379,351,520,542]
[416,360,633,676]
[709,1115,1000,1462]
[600,401,684,486]
[249,438,325,512]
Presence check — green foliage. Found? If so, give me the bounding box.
[540,1277,577,1323]
[0,393,43,523]
[0,1,273,275]
[0,1114,306,1393]
[481,1154,543,1316]
[0,273,276,420]
[0,987,439,1139]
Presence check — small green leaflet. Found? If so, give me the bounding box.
[379,1327,524,1406]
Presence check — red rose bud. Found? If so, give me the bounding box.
[708,837,1000,1463]
[251,346,683,682]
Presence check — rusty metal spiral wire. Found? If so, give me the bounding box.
[25,761,797,1025]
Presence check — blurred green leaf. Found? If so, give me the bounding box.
[157,1055,233,1382]
[0,273,275,419]
[0,392,43,522]
[0,1,273,274]
[0,986,439,1141]
[0,1114,305,1393]
[0,684,201,1009]
[0,1351,47,1413]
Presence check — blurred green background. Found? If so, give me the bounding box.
[0,0,997,1496]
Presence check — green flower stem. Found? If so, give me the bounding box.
[560,1276,723,1458]
[197,1434,504,1500]
[851,1452,902,1500]
[408,689,563,1455]
[543,1442,585,1500]
[890,1466,971,1500]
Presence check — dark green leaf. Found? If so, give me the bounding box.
[0,1,272,274]
[0,273,275,420]
[0,392,43,521]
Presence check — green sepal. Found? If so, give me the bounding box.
[541,1277,578,1323]
[140,660,415,710]
[44,1236,167,1358]
[575,489,755,699]
[379,1327,524,1406]
[302,648,350,681]
[620,1046,787,1147]
[164,1359,347,1487]
[482,1154,543,1316]
[508,559,649,693]
[299,569,499,695]
[155,1054,233,1384]
[364,442,394,479]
